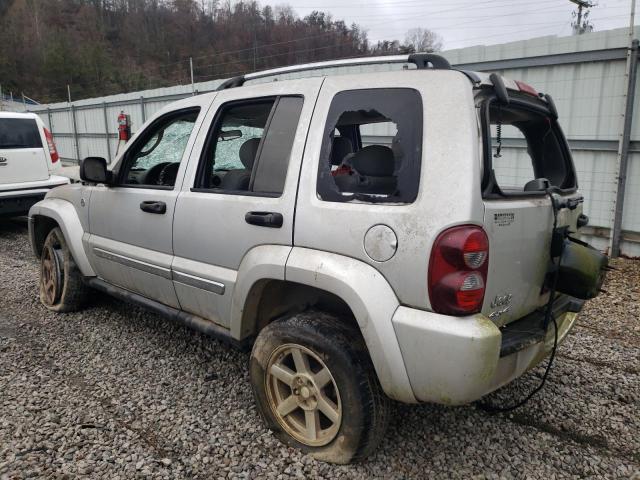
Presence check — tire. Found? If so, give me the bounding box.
[249,311,391,464]
[39,227,90,312]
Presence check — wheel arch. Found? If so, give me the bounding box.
[28,199,95,277]
[29,214,58,258]
[234,246,417,403]
[240,278,358,338]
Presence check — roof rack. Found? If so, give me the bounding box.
[216,53,451,91]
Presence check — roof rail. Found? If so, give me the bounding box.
[216,53,451,91]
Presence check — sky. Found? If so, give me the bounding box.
[277,0,637,50]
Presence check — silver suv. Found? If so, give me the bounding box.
[28,54,607,463]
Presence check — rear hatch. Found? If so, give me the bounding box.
[477,85,582,327]
[0,117,50,185]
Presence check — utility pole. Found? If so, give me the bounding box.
[570,0,595,35]
[251,13,258,73]
[190,57,195,95]
[610,0,637,257]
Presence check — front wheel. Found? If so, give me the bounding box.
[249,311,390,464]
[39,227,90,312]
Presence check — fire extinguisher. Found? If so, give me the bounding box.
[117,111,131,141]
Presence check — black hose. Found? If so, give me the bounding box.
[476,189,562,414]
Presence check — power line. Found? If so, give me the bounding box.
[32,0,632,102]
[189,0,526,63]
[570,0,597,34]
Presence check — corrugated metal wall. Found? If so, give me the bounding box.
[29,27,640,256]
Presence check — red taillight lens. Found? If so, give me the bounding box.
[428,225,489,316]
[43,127,59,163]
[515,80,539,97]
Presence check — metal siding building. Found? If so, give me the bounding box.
[29,27,640,256]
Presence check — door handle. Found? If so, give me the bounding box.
[245,211,283,228]
[140,200,167,214]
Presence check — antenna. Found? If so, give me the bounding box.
[570,0,596,35]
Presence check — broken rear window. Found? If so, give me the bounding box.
[317,88,423,204]
[483,100,577,195]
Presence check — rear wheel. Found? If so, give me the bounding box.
[39,227,90,312]
[249,311,390,464]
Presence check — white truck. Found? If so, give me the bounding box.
[28,54,607,463]
[0,112,68,218]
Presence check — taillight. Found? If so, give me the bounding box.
[43,127,59,163]
[428,225,489,316]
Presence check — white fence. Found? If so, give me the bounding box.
[28,27,640,257]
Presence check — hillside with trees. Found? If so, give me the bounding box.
[0,0,442,103]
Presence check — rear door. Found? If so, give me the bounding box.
[479,94,582,326]
[0,117,49,184]
[171,79,321,330]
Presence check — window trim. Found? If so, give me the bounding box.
[113,107,201,191]
[193,95,282,196]
[316,87,424,205]
[248,98,279,191]
[190,187,281,198]
[480,94,578,199]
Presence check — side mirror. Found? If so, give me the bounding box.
[80,157,112,184]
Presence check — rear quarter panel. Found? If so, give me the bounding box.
[293,70,484,310]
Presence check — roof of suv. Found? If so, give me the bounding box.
[129,53,553,127]
[0,111,41,120]
[211,53,540,106]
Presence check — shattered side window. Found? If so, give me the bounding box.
[317,88,423,204]
[488,103,574,192]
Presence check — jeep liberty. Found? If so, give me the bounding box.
[29,54,607,463]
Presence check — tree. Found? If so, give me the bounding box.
[0,0,423,102]
[404,27,442,53]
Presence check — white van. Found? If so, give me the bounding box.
[0,112,69,217]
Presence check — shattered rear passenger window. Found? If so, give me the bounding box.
[486,102,576,194]
[317,88,423,204]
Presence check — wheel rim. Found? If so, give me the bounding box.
[265,344,342,447]
[40,243,62,306]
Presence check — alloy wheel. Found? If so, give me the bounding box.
[40,243,62,306]
[265,343,342,447]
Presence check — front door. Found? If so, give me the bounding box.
[87,104,207,307]
[172,79,322,331]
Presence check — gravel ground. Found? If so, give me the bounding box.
[0,218,638,479]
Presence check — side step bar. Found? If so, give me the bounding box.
[86,277,252,351]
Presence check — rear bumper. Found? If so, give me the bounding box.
[0,192,47,218]
[392,298,580,405]
[0,176,70,217]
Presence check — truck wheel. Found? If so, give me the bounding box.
[39,227,90,312]
[249,311,390,464]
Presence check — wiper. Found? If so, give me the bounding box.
[0,144,30,148]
